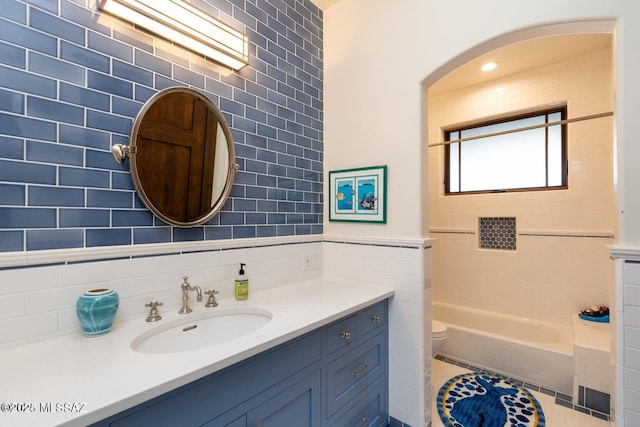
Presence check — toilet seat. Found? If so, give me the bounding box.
[432,320,447,338]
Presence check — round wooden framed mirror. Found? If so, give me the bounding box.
[128,87,237,227]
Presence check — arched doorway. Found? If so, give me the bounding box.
[422,20,617,424]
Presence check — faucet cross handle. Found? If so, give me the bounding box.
[205,289,219,308]
[145,300,163,322]
[145,300,163,308]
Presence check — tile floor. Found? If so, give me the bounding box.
[430,358,610,427]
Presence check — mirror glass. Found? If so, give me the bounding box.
[129,87,236,227]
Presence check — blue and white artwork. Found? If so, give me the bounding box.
[357,177,377,212]
[336,179,355,212]
[329,165,386,223]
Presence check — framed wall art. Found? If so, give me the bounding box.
[328,165,387,223]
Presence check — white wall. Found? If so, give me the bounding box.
[323,0,640,425]
[323,2,430,239]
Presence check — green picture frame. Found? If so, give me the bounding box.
[328,165,387,223]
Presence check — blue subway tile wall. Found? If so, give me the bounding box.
[0,0,323,253]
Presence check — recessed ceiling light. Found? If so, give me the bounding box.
[481,62,498,72]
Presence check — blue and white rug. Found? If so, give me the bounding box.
[437,372,545,427]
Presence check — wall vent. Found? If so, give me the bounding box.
[479,217,516,250]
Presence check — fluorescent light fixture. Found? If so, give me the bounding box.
[481,62,498,72]
[99,0,249,70]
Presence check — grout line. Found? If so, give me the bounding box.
[435,355,610,421]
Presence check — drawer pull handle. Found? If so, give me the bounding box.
[360,416,369,426]
[371,315,381,323]
[352,363,369,376]
[340,330,351,340]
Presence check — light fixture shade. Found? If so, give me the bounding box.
[99,0,249,70]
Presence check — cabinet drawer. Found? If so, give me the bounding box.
[326,313,360,355]
[326,332,385,417]
[329,378,388,427]
[361,302,386,336]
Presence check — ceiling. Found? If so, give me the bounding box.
[428,33,611,95]
[309,1,611,97]
[310,0,340,10]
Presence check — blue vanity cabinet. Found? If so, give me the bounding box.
[92,300,388,427]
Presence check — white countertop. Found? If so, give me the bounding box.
[0,277,394,427]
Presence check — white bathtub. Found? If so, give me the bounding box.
[433,302,574,395]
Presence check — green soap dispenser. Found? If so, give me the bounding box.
[235,263,249,300]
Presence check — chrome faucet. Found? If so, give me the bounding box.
[178,276,202,314]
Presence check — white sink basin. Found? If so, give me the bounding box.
[131,308,272,354]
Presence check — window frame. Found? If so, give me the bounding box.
[444,106,568,195]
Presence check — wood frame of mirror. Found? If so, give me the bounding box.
[128,86,237,227]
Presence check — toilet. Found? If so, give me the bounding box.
[432,320,448,357]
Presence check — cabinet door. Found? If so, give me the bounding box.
[246,371,321,427]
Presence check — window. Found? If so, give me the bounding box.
[445,107,567,194]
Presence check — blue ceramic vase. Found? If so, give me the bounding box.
[76,288,119,337]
